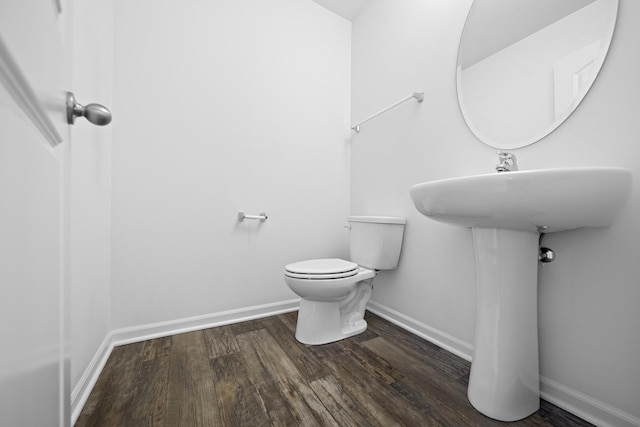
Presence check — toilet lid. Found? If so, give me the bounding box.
[285,258,358,280]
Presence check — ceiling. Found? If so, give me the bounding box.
[312,0,596,66]
[312,0,370,21]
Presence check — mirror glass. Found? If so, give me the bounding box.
[457,0,618,149]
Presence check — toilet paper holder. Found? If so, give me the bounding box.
[237,211,268,222]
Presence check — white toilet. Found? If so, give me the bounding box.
[284,216,406,345]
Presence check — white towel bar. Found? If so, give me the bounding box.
[351,92,424,132]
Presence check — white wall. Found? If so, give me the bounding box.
[352,0,640,423]
[69,0,113,402]
[111,0,351,328]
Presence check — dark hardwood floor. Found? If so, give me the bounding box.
[75,311,593,426]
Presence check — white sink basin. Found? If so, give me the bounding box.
[410,167,632,421]
[410,167,632,233]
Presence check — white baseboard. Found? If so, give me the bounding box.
[70,334,113,426]
[366,300,474,361]
[70,299,299,425]
[109,299,300,346]
[367,300,640,427]
[540,376,640,427]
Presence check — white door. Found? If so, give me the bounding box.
[0,1,72,426]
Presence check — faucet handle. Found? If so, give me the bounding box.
[497,151,514,160]
[496,151,518,172]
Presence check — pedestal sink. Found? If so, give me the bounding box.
[409,167,632,421]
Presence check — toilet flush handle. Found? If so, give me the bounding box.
[344,224,351,230]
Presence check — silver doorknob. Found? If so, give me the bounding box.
[66,92,112,126]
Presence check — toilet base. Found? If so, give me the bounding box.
[295,299,368,345]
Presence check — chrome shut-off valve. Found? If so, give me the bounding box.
[539,247,556,263]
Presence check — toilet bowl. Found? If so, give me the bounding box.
[284,216,406,345]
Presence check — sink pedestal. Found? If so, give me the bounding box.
[468,228,540,421]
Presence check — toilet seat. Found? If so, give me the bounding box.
[285,258,358,280]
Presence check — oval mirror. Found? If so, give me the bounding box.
[457,0,618,149]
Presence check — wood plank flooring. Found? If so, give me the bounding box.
[75,311,593,426]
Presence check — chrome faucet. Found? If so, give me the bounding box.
[496,151,518,172]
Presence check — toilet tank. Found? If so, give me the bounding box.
[348,216,406,270]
